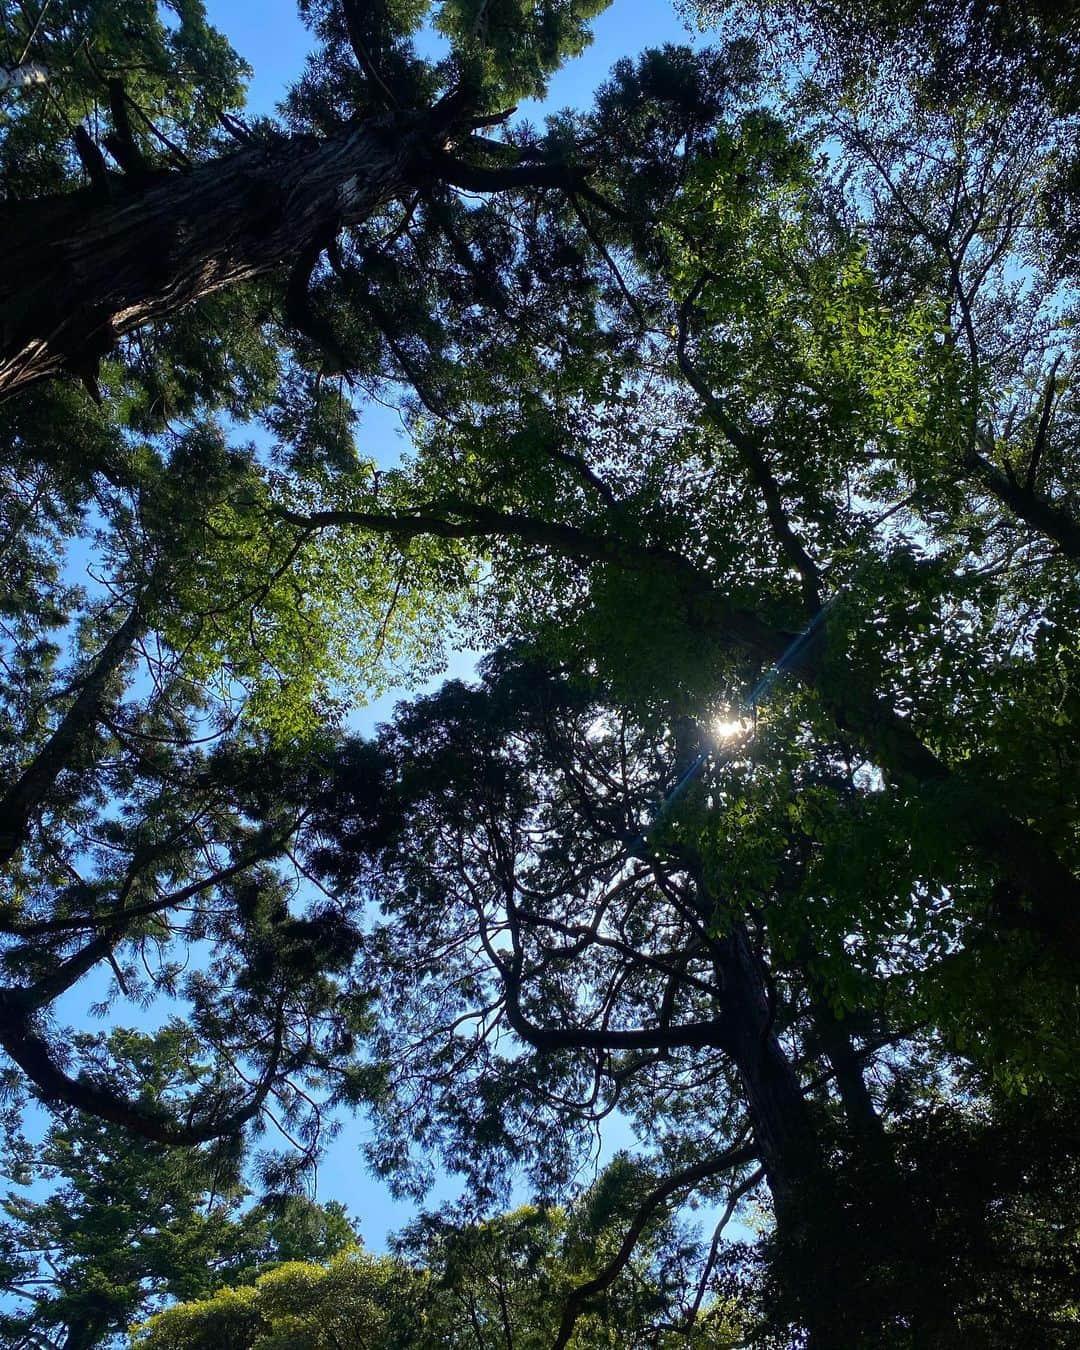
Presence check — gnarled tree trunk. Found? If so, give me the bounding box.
[0,112,434,400]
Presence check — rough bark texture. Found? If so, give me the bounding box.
[0,112,435,399]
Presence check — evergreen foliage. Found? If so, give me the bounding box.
[0,1028,355,1349]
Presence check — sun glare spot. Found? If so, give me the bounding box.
[712,714,751,742]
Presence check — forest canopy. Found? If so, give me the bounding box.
[0,0,1078,1345]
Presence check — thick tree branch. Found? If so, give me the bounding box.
[964,442,1080,562]
[15,929,120,1010]
[0,994,285,1144]
[432,151,627,220]
[103,78,148,177]
[284,231,351,376]
[1025,353,1064,491]
[0,603,143,864]
[503,989,732,1053]
[72,124,110,192]
[271,498,789,655]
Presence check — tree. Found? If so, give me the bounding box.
[0,1026,357,1350]
[684,0,1080,118]
[131,1159,744,1348]
[294,652,889,1343]
[128,1247,427,1350]
[1,3,1079,1345]
[273,62,1080,1343]
[260,63,1080,963]
[282,72,1080,980]
[0,0,680,1147]
[682,0,1080,288]
[0,0,614,400]
[395,1159,746,1348]
[299,640,1080,1344]
[0,220,467,1142]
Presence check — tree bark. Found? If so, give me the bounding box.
[712,923,854,1348]
[63,1316,108,1350]
[0,112,434,399]
[964,445,1080,563]
[812,999,885,1146]
[716,925,823,1211]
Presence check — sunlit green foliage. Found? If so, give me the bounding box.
[0,1027,357,1350]
[132,1163,745,1348]
[131,1248,427,1350]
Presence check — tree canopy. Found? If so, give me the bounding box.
[131,1159,739,1349]
[0,1027,357,1349]
[0,0,1078,1345]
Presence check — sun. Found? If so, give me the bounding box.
[712,713,751,742]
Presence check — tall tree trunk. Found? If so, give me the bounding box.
[0,112,435,400]
[62,1313,109,1350]
[714,923,854,1349]
[815,1006,883,1142]
[807,994,959,1346]
[797,938,888,1152]
[719,925,824,1213]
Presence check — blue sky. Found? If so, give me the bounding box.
[213,0,704,123]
